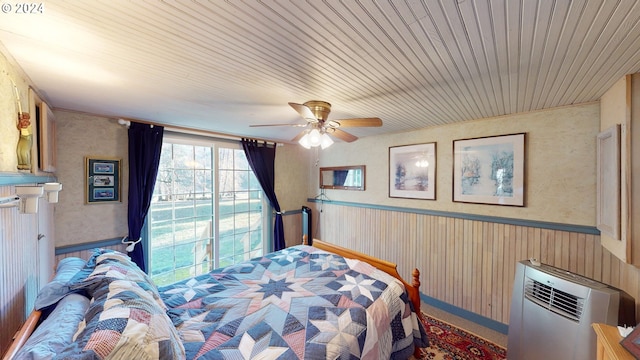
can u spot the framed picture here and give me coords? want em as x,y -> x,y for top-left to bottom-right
620,325 -> 640,359
85,157 -> 121,203
29,88 -> 57,174
389,142 -> 436,200
453,133 -> 525,206
596,125 -> 621,240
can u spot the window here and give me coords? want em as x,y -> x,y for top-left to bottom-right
147,134 -> 267,286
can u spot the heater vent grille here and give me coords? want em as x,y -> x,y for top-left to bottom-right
524,278 -> 585,322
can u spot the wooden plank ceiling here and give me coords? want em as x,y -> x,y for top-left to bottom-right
1,0 -> 640,143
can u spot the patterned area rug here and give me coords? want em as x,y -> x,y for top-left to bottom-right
419,312 -> 507,360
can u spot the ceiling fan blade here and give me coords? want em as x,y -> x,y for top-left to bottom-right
330,129 -> 358,142
332,117 -> 382,128
288,102 -> 318,123
291,131 -> 306,142
249,123 -> 307,127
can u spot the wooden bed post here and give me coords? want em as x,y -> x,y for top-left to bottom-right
411,268 -> 423,318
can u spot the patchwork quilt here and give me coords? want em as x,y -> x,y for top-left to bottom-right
159,245 -> 428,359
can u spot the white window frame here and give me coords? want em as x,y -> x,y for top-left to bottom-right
144,132 -> 270,280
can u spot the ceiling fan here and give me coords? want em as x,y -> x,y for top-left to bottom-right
251,100 -> 382,149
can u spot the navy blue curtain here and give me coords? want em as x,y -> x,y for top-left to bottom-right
241,139 -> 285,251
127,122 -> 164,271
333,170 -> 349,186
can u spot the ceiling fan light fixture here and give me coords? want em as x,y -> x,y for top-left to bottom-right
284,100 -> 382,148
308,128 -> 322,147
320,133 -> 334,149
298,129 -> 333,149
298,132 -> 312,149
303,100 -> 331,121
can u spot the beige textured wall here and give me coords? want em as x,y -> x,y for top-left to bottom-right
274,143 -> 312,213
53,111 -> 310,247
275,144 -> 313,246
312,102 -> 600,227
54,110 -> 129,247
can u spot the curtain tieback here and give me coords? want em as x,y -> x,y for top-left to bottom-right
121,236 -> 141,252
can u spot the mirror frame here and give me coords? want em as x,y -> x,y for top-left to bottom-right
319,165 -> 365,191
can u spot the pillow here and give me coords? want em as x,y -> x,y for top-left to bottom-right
82,249 -> 156,285
70,248 -> 166,310
15,293 -> 90,360
54,278 -> 185,360
34,257 -> 87,310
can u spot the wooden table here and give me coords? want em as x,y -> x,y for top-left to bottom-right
593,323 -> 636,360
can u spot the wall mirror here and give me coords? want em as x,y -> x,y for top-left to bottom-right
319,165 -> 365,190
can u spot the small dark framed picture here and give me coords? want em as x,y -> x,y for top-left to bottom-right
85,157 -> 121,204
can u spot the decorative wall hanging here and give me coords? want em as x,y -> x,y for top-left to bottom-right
389,142 -> 436,200
320,165 -> 365,191
29,88 -> 56,174
9,77 -> 31,171
85,157 -> 121,203
596,125 -> 621,240
453,133 -> 525,206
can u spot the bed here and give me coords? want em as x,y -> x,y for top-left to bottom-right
4,239 -> 427,359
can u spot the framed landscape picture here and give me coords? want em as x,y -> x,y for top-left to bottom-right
453,133 -> 525,206
389,142 -> 436,200
85,156 -> 121,203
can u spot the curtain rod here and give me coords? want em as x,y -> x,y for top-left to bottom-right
117,118 -> 282,146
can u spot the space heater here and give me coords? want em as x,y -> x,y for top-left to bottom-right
302,206 -> 312,245
507,260 -> 635,360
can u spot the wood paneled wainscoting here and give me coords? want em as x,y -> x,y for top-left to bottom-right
0,183 -> 55,354
308,200 -> 640,330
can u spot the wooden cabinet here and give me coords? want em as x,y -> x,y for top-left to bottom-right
599,74 -> 640,266
592,323 -> 635,360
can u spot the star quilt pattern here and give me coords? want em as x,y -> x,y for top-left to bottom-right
158,245 -> 427,359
